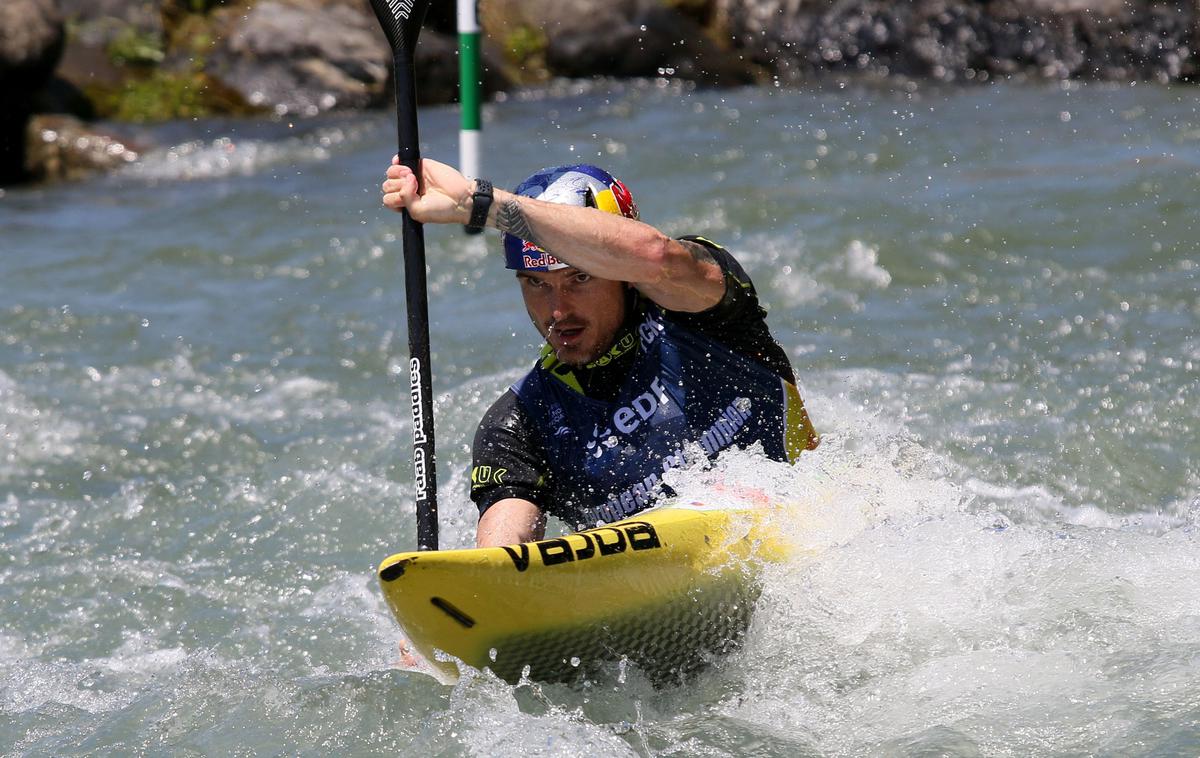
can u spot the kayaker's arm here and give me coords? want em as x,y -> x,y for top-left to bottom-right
489,191 -> 726,313
477,498 -> 546,547
381,158 -> 726,313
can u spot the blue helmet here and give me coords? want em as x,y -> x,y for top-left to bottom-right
503,164 -> 639,271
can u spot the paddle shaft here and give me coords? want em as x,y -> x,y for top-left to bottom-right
369,0 -> 439,552
395,55 -> 439,552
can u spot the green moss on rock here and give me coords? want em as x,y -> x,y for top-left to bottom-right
106,26 -> 165,67
88,67 -> 256,122
498,24 -> 550,83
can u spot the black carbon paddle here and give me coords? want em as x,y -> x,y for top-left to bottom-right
367,0 -> 438,551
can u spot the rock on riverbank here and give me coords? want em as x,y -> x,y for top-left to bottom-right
0,0 -> 65,184
716,0 -> 1197,84
481,0 -> 760,86
3,0 -> 1198,185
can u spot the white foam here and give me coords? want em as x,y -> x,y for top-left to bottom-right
837,239 -> 892,289
0,632 -> 34,663
771,265 -> 826,304
106,635 -> 188,676
265,376 -> 336,400
120,125 -> 363,182
1,633 -> 205,715
303,572 -> 401,674
95,354 -> 354,431
447,672 -> 640,756
761,237 -> 894,305
964,478 -> 1199,533
716,504 -> 1200,753
614,380 -> 1200,750
0,369 -> 87,476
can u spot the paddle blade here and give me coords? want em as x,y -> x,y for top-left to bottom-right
368,0 -> 433,54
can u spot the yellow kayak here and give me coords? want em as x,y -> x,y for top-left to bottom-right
377,499 -> 791,684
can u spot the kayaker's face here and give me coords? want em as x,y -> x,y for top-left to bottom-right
517,267 -> 627,367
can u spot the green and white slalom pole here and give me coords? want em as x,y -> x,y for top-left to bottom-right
458,0 -> 483,235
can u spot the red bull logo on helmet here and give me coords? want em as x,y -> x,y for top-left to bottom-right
517,240 -> 565,270
522,251 -> 564,269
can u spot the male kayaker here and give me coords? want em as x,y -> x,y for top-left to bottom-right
382,158 -> 818,547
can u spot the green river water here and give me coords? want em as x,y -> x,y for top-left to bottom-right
1,78 -> 1198,755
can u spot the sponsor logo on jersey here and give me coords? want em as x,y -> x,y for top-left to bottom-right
470,465 -> 508,489
590,397 -> 755,523
586,424 -> 619,458
637,312 -> 665,349
585,376 -> 672,460
586,331 -> 637,369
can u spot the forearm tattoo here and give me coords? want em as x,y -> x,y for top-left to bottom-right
495,198 -> 544,249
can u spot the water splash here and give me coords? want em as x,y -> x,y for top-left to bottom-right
120,125 -> 362,182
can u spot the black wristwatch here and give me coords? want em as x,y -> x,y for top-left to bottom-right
466,179 -> 494,232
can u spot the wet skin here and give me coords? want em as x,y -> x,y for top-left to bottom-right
517,267 -> 628,368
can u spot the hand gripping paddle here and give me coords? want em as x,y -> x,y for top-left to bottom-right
367,0 -> 439,551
